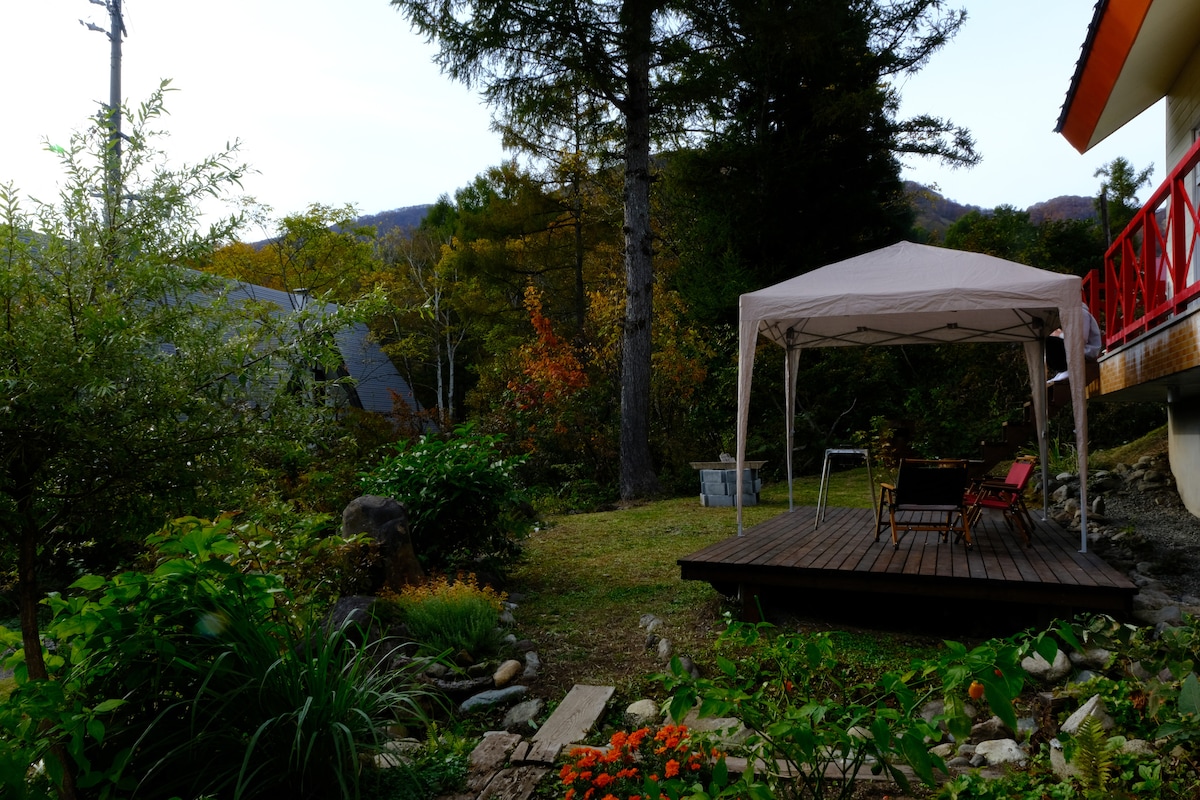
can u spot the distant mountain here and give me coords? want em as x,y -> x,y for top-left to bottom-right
1026,195 -> 1098,225
905,182 -> 1097,236
256,190 -> 1094,248
353,205 -> 433,238
248,204 -> 432,249
905,182 -> 983,234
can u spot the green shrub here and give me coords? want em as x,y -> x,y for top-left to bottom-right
386,574 -> 506,661
0,517 -> 437,800
360,423 -> 533,575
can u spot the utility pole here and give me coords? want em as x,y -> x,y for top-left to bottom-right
80,0 -> 126,229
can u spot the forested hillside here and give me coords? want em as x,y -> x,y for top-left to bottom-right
377,187 -> 1095,242
904,181 -> 1096,237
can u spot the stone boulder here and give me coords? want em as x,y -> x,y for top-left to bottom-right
1022,648 -> 1071,683
975,738 -> 1026,766
342,495 -> 424,591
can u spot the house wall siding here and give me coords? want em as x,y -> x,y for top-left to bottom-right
1166,47 -> 1200,165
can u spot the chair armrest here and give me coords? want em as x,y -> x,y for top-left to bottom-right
978,480 -> 1021,492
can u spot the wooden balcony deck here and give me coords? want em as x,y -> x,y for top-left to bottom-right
679,507 -> 1137,624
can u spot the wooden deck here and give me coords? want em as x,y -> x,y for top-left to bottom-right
679,507 -> 1137,623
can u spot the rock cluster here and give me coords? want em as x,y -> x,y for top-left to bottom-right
396,595 -> 545,732
1040,453 -> 1200,625
929,639 -> 1175,781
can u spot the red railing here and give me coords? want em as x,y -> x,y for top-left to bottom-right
1083,135 -> 1200,349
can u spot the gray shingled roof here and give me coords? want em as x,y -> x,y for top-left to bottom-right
216,278 -> 422,417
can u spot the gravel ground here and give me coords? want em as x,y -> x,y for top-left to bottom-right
1086,471 -> 1200,603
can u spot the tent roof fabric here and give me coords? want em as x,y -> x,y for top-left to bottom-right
743,242 -> 1071,348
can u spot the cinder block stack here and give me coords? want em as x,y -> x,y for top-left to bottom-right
698,468 -> 761,507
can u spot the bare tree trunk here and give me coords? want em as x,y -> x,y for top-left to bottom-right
445,325 -> 456,422
618,0 -> 660,500
15,489 -> 78,799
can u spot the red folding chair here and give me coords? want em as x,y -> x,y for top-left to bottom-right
964,456 -> 1037,546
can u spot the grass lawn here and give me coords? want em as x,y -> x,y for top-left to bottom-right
509,465 -> 937,706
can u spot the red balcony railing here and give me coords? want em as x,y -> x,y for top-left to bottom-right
1083,135 -> 1200,349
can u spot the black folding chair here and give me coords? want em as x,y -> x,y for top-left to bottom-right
875,458 -> 972,548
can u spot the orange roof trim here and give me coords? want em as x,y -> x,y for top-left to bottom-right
1058,0 -> 1154,153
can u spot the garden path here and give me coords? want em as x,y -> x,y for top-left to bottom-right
448,684 -> 613,800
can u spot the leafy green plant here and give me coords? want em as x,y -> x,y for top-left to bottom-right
660,617 -> 954,800
0,517 -> 437,800
219,511 -> 379,608
386,573 -> 506,661
360,423 -> 533,575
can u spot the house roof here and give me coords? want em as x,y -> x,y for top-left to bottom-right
224,280 -> 422,417
1057,0 -> 1200,153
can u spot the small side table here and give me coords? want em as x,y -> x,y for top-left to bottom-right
815,448 -> 875,529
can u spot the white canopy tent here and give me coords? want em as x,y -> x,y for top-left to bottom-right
734,241 -> 1091,551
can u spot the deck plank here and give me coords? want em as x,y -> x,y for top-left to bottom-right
678,507 -> 1137,616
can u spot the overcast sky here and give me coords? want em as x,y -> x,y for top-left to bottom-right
3,1 -> 1164,230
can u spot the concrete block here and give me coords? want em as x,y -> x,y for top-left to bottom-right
700,494 -> 759,507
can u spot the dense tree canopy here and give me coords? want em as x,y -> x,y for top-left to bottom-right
661,0 -> 978,323
388,0 -> 977,497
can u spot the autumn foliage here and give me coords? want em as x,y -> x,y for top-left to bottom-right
508,286 -> 588,421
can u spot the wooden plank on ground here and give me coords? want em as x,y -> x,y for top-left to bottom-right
476,766 -> 549,800
515,740 -> 563,765
531,685 -> 614,748
467,732 -> 524,793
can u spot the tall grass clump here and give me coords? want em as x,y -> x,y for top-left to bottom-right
389,574 -> 506,661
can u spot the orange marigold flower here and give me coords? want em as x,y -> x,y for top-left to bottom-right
610,731 -> 628,750
565,790 -> 574,800
593,773 -> 614,789
628,728 -> 649,749
665,759 -> 680,778
617,767 -> 639,780
561,768 -> 578,783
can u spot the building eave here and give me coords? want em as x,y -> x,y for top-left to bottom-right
1057,0 -> 1200,153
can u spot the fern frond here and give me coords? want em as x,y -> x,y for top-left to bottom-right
1073,713 -> 1114,794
